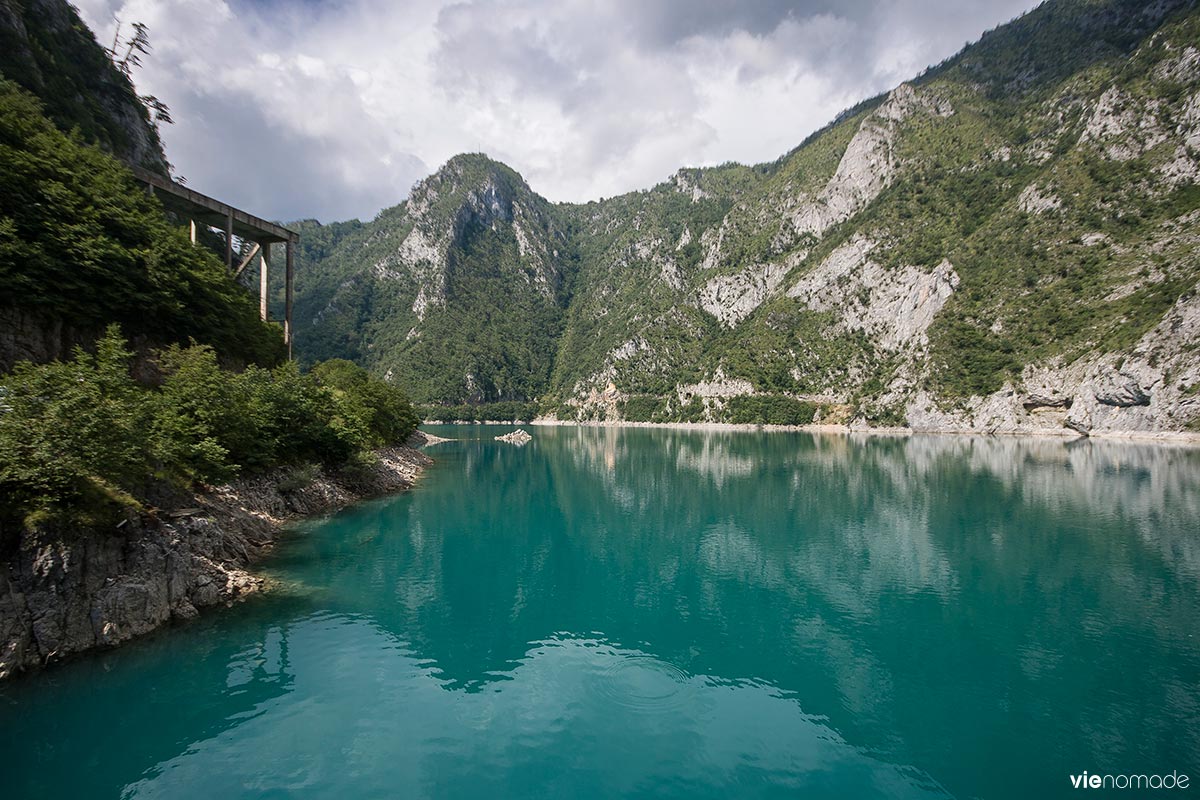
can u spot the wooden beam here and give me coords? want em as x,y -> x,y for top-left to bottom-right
234,242 -> 261,278
285,237 -> 295,359
260,243 -> 270,322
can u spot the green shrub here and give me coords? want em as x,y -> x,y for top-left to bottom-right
724,395 -> 817,426
0,328 -> 419,524
0,329 -> 153,518
620,395 -> 664,422
311,359 -> 419,445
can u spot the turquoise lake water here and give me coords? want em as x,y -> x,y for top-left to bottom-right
2,425 -> 1199,798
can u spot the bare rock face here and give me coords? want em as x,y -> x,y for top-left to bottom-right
698,262 -> 790,328
1094,373 -> 1152,407
789,84 -> 953,239
1079,86 -> 1167,161
788,237 -> 960,350
0,445 -> 433,679
0,306 -> 99,373
1017,183 -> 1063,215
0,513 -> 268,678
679,371 -> 755,400
1023,393 -> 1073,411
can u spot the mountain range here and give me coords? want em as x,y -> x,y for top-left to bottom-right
285,0 -> 1200,436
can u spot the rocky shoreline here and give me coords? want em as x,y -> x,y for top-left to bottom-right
0,434 -> 436,680
526,418 -> 1200,446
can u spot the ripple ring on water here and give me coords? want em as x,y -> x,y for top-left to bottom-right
594,654 -> 693,713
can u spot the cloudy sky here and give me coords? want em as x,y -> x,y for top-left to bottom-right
77,0 -> 1042,223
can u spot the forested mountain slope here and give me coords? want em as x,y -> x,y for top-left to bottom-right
294,0 -> 1200,436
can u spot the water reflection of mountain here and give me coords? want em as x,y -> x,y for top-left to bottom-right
2,427 -> 1196,799
281,427 -> 1199,798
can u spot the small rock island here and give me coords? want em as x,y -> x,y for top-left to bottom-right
496,430 -> 533,445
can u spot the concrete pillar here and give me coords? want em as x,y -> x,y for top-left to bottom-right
225,210 -> 234,270
260,242 -> 270,322
189,219 -> 197,245
285,237 -> 295,359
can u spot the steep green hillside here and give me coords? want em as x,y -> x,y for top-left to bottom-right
0,81 -> 285,367
294,0 -> 1200,436
0,0 -> 167,173
296,154 -> 578,404
0,0 -> 288,368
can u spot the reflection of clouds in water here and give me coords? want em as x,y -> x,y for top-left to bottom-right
788,506 -> 959,618
792,614 -> 895,721
394,520 -> 441,614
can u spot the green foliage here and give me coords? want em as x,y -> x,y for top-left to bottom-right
723,395 -> 818,426
619,396 -> 665,422
0,0 -> 165,170
0,80 -> 284,366
381,215 -> 567,404
676,397 -> 706,423
420,401 -> 538,422
0,327 -> 419,524
0,329 -> 153,520
311,359 -> 420,446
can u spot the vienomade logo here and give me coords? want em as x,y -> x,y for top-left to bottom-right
1069,771 -> 1190,790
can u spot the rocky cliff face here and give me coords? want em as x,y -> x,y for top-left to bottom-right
0,443 -> 432,679
0,0 -> 168,173
294,0 -> 1200,438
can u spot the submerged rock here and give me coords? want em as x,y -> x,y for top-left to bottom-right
496,430 -> 533,445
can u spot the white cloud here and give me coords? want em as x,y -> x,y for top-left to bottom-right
75,0 -> 1041,222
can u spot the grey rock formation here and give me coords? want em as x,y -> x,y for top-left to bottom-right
0,444 -> 432,679
1094,373 -> 1152,407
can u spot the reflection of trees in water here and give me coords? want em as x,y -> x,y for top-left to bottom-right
12,429 -> 1195,798
250,429 -> 1200,793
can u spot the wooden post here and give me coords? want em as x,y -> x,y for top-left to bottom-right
285,237 -> 295,359
225,210 -> 234,270
189,219 -> 197,245
259,242 -> 270,322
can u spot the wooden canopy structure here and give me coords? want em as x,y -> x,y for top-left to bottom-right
131,166 -> 299,357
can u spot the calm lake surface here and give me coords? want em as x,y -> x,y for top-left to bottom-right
2,425 -> 1199,799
